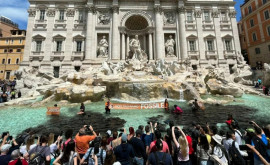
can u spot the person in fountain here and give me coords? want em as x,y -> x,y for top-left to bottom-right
164,99 -> 169,112
105,99 -> 111,114
77,103 -> 85,115
173,105 -> 183,114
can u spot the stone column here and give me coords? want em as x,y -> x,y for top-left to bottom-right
111,6 -> 120,60
143,35 -> 147,51
195,9 -> 206,60
85,5 -> 96,61
126,35 -> 130,58
230,10 -> 242,58
178,6 -> 188,60
64,9 -> 75,62
154,6 -> 165,60
21,9 -> 36,66
121,33 -> 125,60
148,33 -> 153,60
213,10 -> 224,60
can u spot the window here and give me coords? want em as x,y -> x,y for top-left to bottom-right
56,41 -> 62,52
204,11 -> 210,21
265,10 -> 270,20
4,49 -> 7,53
59,10 -> 65,21
19,39 -> 22,44
268,26 -> 270,36
263,0 -> 267,4
255,48 -> 260,54
16,49 -> 21,52
189,41 -> 196,51
5,39 -> 8,44
16,58 -> 19,64
11,39 -> 13,44
12,31 -> 16,35
250,19 -> 254,27
221,12 -> 227,21
36,41 -> 42,52
268,45 -> 270,51
78,10 -> 83,22
40,10 -> 45,20
7,59 -> 11,64
76,41 -> 82,52
0,71 -> 3,73
9,49 -> 13,53
18,31 -> 22,35
248,6 -> 252,14
225,40 -> 232,51
187,11 -> 193,21
207,40 -> 214,51
75,66 -> 81,72
252,33 -> 257,41
2,59 -> 5,64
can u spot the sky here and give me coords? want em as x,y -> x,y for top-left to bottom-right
0,0 -> 244,30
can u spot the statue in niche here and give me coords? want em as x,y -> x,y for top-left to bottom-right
164,12 -> 176,25
97,36 -> 109,57
98,13 -> 110,25
165,35 -> 176,57
128,35 -> 148,62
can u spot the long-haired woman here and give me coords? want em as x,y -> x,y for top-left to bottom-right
172,126 -> 190,165
53,140 -> 77,165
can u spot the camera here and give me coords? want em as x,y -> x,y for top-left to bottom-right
147,121 -> 150,124
119,128 -> 124,132
85,125 -> 90,131
249,121 -> 253,124
34,136 -> 39,140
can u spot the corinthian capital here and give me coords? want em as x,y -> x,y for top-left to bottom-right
111,6 -> 119,13
28,9 -> 36,17
177,6 -> 185,13
86,5 -> 97,14
46,9 -> 55,17
229,10 -> 237,18
154,6 -> 163,14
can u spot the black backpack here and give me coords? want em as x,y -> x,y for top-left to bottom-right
252,136 -> 270,161
154,152 -> 167,165
228,141 -> 246,165
29,146 -> 46,165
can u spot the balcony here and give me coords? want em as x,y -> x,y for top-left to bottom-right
224,50 -> 236,59
205,50 -> 218,59
74,20 -> 86,30
51,51 -> 65,61
54,20 -> 67,31
30,51 -> 44,61
71,51 -> 84,61
202,20 -> 214,31
185,20 -> 196,30
34,20 -> 47,30
188,51 -> 200,59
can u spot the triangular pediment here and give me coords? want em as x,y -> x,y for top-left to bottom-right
32,34 -> 45,39
73,34 -> 85,39
186,34 -> 197,39
204,34 -> 215,38
53,34 -> 66,39
222,34 -> 233,38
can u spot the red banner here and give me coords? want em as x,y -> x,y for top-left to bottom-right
46,107 -> 61,115
110,102 -> 165,110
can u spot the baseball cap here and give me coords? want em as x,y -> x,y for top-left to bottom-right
121,133 -> 127,142
106,130 -> 112,136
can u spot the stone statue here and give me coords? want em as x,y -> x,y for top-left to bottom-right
97,36 -> 109,57
165,35 -> 175,56
236,51 -> 246,65
129,35 -> 143,60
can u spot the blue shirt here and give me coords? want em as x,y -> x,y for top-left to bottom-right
252,134 -> 269,161
143,133 -> 154,147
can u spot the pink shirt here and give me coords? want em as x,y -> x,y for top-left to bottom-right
149,140 -> 169,153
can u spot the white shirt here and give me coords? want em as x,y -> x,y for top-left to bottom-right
20,144 -> 37,156
223,138 -> 248,157
234,130 -> 242,145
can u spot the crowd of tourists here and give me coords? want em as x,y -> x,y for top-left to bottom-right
0,79 -> 21,103
0,115 -> 270,165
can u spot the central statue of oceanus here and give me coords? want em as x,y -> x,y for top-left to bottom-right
127,35 -> 148,61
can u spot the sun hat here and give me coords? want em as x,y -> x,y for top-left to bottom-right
212,134 -> 223,145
